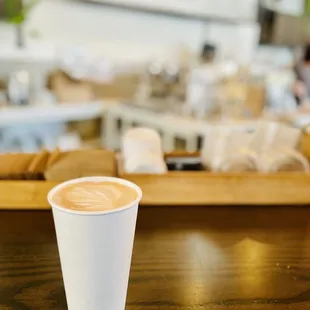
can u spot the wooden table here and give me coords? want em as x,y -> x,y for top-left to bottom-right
1,206 -> 310,309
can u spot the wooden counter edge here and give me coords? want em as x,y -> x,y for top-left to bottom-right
0,181 -> 58,210
1,173 -> 310,210
117,154 -> 310,206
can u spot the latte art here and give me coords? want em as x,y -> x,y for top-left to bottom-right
51,181 -> 138,212
66,185 -> 123,210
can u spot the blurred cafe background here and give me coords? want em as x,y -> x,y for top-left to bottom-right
1,0 -> 310,176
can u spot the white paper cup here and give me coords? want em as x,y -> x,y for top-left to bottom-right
124,153 -> 167,174
48,177 -> 142,310
123,140 -> 162,158
122,127 -> 163,158
123,127 -> 161,142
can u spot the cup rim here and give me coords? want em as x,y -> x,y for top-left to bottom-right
47,176 -> 142,216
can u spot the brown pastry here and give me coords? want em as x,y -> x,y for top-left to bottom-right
45,149 -> 116,181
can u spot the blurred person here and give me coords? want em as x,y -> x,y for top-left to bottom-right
293,41 -> 310,105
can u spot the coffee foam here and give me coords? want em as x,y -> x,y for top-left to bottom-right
51,181 -> 138,212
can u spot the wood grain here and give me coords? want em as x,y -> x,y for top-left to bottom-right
1,173 -> 310,209
1,206 -> 310,309
120,172 -> 310,205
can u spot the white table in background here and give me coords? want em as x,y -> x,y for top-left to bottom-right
103,103 -> 258,152
0,101 -> 104,127
0,101 -> 107,152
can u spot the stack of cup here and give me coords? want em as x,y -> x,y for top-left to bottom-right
122,128 -> 167,174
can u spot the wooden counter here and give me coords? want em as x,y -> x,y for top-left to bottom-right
1,206 -> 310,309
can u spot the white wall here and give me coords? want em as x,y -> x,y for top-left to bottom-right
90,0 -> 258,21
0,0 -> 259,63
23,0 -> 204,61
205,23 -> 261,64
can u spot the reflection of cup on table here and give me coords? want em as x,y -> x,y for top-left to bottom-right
48,177 -> 142,310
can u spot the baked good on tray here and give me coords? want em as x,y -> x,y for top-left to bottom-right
44,149 -> 115,181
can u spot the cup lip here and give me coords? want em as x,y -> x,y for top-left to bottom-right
47,176 -> 142,216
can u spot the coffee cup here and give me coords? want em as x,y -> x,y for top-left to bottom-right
48,177 -> 142,310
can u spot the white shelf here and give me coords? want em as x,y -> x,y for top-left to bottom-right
0,101 -> 106,127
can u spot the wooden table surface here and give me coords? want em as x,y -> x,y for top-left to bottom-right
1,206 -> 310,309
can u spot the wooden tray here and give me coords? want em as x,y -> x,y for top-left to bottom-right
1,152 -> 310,210
0,149 -> 117,210
117,153 -> 310,206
